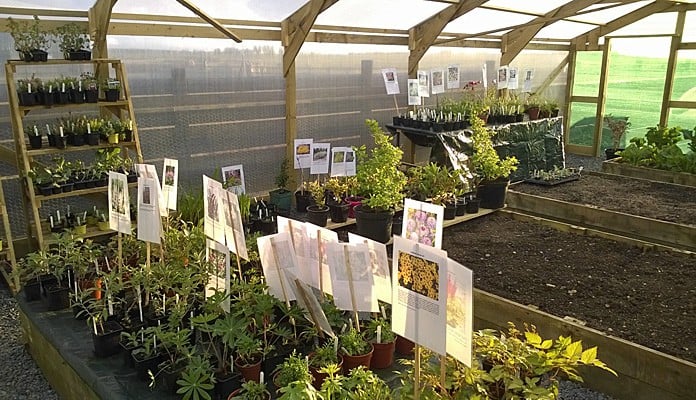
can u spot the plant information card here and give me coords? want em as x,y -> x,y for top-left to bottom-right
445,259 -> 474,367
310,142 -> 331,175
402,199 -> 445,249
381,68 -> 400,95
221,164 -> 245,195
392,235 -> 448,355
330,147 -> 356,177
348,233 -> 392,304
447,64 -> 460,90
326,242 -> 378,313
161,158 -> 178,211
277,216 -> 311,283
431,69 -> 445,94
305,224 -> 339,296
286,270 -> 335,338
203,175 -> 225,244
258,232 -> 299,304
294,139 -> 313,169
137,176 -> 161,244
417,70 -> 430,97
508,66 -> 519,90
408,79 -> 421,106
108,171 -> 131,234
222,191 -> 248,261
136,164 -> 167,217
206,238 -> 230,313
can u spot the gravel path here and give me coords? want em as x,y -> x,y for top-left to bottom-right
0,284 -> 59,400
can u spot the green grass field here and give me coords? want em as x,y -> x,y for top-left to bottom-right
569,52 -> 696,149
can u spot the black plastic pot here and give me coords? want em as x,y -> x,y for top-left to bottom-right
71,133 -> 85,146
328,201 -> 349,223
86,133 -> 100,145
133,351 -> 163,381
306,205 -> 330,227
92,320 -> 124,358
477,178 -> 510,209
295,191 -> 313,213
455,198 -> 466,216
354,205 -> 394,244
84,89 -> 98,103
18,91 -> 36,106
39,90 -> 54,106
605,148 -> 624,160
465,198 -> 480,214
54,91 -> 69,104
28,135 -> 43,149
44,285 -> 70,311
54,136 -> 68,149
104,89 -> 120,102
120,342 -> 140,368
443,202 -> 457,220
24,280 -> 42,302
70,89 -> 84,104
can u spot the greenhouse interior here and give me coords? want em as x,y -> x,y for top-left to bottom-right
0,0 -> 694,399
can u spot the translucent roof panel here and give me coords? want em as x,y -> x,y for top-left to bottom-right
5,0 -> 93,10
483,0 -> 574,15
315,0 -> 448,30
683,10 -> 696,42
536,20 -> 597,40
444,8 -> 534,36
609,12 -> 677,36
113,0 -> 307,21
570,1 -> 652,25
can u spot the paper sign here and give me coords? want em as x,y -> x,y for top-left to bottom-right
381,68 -> 400,95
223,191 -> 248,261
447,64 -> 460,90
330,147 -> 356,177
523,69 -> 534,93
305,224 -> 339,295
277,217 -> 310,282
310,142 -> 331,175
392,235 -> 448,355
206,239 -> 230,313
431,69 -> 445,94
108,171 -> 131,234
402,199 -> 445,249
258,232 -> 299,303
482,64 -> 488,89
446,259 -> 474,367
408,79 -> 421,106
326,242 -> 377,313
137,177 -> 161,244
294,139 -> 313,169
136,164 -> 167,217
286,270 -> 334,338
497,66 -> 509,90
203,175 -> 225,244
221,164 -> 245,195
507,67 -> 519,90
348,233 -> 391,304
161,158 -> 178,211
417,70 -> 430,98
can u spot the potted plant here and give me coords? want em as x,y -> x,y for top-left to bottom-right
102,79 -> 121,102
81,72 -> 99,103
272,350 -> 311,393
524,93 -> 543,120
269,158 -> 292,213
7,15 -> 50,62
305,179 -> 329,227
603,114 -> 631,160
176,354 -> 216,400
28,166 -> 57,196
363,318 -> 395,370
53,22 -> 91,60
354,119 -> 407,243
338,327 -> 373,374
233,332 -> 264,383
470,115 -> 518,209
308,341 -> 342,389
16,77 -> 39,106
228,380 -> 270,400
25,124 -> 42,149
324,177 -> 350,223
132,327 -> 163,381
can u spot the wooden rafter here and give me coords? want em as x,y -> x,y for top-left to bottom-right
574,0 -> 674,50
408,0 -> 487,76
174,0 -> 241,42
281,0 -> 339,77
500,0 -> 599,66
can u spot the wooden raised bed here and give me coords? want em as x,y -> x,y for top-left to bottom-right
506,179 -> 696,252
602,158 -> 696,187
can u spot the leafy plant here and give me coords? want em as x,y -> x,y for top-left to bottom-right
309,341 -> 339,369
53,23 -> 90,56
603,114 -> 630,150
306,179 -> 325,208
339,327 -> 370,356
275,157 -> 291,190
229,380 -> 270,400
470,115 -> 518,183
7,15 -> 50,54
278,380 -> 320,400
324,177 -> 348,204
364,318 -> 395,344
354,119 -> 406,211
176,354 -> 215,400
273,350 -> 312,390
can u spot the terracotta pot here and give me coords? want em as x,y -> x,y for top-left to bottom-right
395,335 -> 415,355
370,340 -> 396,369
227,388 -> 270,400
341,343 -> 374,374
309,353 -> 343,389
235,357 -> 262,383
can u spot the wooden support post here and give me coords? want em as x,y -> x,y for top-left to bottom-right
592,38 -> 611,157
564,45 -> 578,149
659,11 -> 686,126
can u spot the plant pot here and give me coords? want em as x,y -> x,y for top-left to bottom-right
345,196 -> 363,219
134,351 -> 163,382
104,89 -> 120,102
235,357 -> 262,383
120,342 -> 139,368
25,49 -> 48,62
60,182 -> 74,193
392,214 -> 403,236
44,284 -> 70,311
39,90 -> 54,106
107,133 -> 119,144
69,89 -> 84,104
295,191 -> 313,213
526,107 -> 540,120
74,224 -> 87,235
123,130 -> 133,142
28,135 -> 43,149
354,205 -> 394,244
465,198 -> 480,214
443,202 -> 457,220
306,205 -> 330,227
24,280 -> 42,302
67,49 -> 91,60
477,178 -> 510,209
159,366 -> 184,394
341,343 -> 373,374
370,340 -> 396,369
71,133 -> 85,146
54,136 -> 68,149
18,91 -> 36,106
215,372 -> 242,400
98,221 -> 111,231
84,89 -> 98,103
455,198 -> 466,216
269,188 -> 292,212
308,354 -> 343,389
605,148 -> 624,160
92,320 -> 123,358
227,388 -> 270,400
37,185 -> 53,196
328,201 -> 349,223
395,335 -> 415,356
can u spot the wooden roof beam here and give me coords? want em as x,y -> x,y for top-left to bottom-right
408,0 -> 487,77
574,0 -> 674,50
174,0 -> 241,42
281,0 -> 338,77
500,0 -> 600,66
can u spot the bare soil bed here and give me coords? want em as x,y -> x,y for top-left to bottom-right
511,173 -> 696,225
441,212 -> 696,363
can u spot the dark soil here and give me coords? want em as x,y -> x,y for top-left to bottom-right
442,212 -> 696,363
511,173 -> 696,225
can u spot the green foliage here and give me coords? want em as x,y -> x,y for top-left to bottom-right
619,125 -> 696,173
317,365 -> 391,400
7,15 -> 50,53
273,350 -> 312,389
278,380 -> 320,400
339,327 -> 370,356
177,188 -> 204,224
355,119 -> 406,211
309,341 -> 339,369
603,114 -> 630,150
645,125 -> 683,149
176,355 -> 215,400
53,22 -> 90,55
324,177 -> 348,203
229,380 -> 270,400
275,158 -> 291,189
684,128 -> 696,153
307,179 -> 325,208
364,318 -> 396,344
469,116 -> 518,183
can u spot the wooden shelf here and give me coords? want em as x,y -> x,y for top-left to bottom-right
20,100 -> 129,115
26,141 -> 136,157
42,225 -> 119,244
35,181 -> 137,201
7,58 -> 122,66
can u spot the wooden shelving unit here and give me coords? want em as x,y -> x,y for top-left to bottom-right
5,59 -> 143,250
0,177 -> 18,292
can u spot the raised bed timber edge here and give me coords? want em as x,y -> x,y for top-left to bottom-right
505,180 -> 696,253
602,158 -> 696,187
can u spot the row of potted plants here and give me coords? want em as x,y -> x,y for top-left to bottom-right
44,206 -> 110,234
8,16 -> 91,61
25,115 -> 133,150
28,148 -> 136,195
16,72 -> 121,107
614,124 -> 696,174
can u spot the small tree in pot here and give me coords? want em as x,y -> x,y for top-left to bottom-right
306,179 -> 329,227
269,158 -> 292,213
603,114 -> 631,160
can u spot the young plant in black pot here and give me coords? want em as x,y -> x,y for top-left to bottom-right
53,22 -> 91,60
603,114 -> 631,160
324,177 -> 349,223
354,119 -> 407,243
305,179 -> 329,227
16,76 -> 40,106
176,354 -> 216,400
269,157 -> 292,213
25,124 -> 43,149
7,15 -> 50,61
